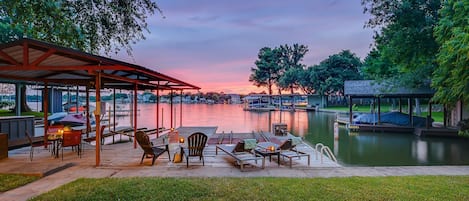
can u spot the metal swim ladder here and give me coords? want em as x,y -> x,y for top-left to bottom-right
315,143 -> 337,163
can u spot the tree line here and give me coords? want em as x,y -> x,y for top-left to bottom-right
250,0 -> 468,107
1,0 -> 467,109
249,45 -> 362,96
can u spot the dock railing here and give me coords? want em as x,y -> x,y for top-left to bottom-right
315,143 -> 337,163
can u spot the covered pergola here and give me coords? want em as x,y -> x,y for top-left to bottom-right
0,38 -> 200,166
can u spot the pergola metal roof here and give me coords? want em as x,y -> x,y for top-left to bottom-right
0,38 -> 200,91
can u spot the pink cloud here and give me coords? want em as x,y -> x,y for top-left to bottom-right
115,0 -> 373,94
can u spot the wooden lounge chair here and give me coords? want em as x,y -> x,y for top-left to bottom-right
135,131 -> 170,166
181,132 -> 208,168
278,137 -> 310,168
215,139 -> 265,171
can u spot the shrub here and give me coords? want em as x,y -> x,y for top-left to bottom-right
352,104 -> 359,111
0,101 -> 14,109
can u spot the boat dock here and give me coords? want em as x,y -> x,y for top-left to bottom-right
1,126 -> 339,178
415,127 -> 459,137
336,116 -> 461,137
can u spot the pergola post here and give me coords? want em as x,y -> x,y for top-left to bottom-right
43,83 -> 48,148
443,105 -> 447,128
67,86 -> 71,110
75,86 -> 79,113
156,83 -> 160,137
399,98 -> 402,113
427,101 -> 432,128
86,86 -> 90,138
95,72 -> 101,167
113,88 -> 116,131
377,96 -> 381,124
408,98 -> 413,127
15,83 -> 21,116
349,96 -> 353,124
429,101 -> 432,117
133,84 -> 138,149
180,90 -> 183,127
170,89 -> 173,129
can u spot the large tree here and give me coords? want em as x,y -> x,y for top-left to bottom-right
432,0 -> 469,106
277,44 -> 308,94
278,67 -> 302,94
249,47 -> 282,96
297,65 -> 319,95
362,48 -> 397,80
307,50 -> 362,96
0,0 -> 160,112
361,0 -> 441,88
0,0 -> 161,55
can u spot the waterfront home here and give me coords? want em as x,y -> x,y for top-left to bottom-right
227,94 -> 242,104
243,94 -> 275,111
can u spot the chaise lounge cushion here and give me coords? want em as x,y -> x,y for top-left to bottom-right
243,139 -> 257,150
291,136 -> 303,146
216,142 -> 265,171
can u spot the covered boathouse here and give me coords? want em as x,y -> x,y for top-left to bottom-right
343,80 -> 459,137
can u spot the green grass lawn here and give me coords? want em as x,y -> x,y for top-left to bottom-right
0,174 -> 39,192
0,110 -> 45,118
30,176 -> 469,201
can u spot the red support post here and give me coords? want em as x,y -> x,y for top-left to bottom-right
156,83 -> 160,137
134,84 -> 138,148
95,72 -> 101,166
86,86 -> 90,138
170,90 -> 173,129
43,83 -> 48,148
180,90 -> 183,127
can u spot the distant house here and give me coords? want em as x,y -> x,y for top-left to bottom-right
142,93 -> 152,103
227,94 -> 242,104
198,97 -> 207,103
159,96 -> 170,103
182,95 -> 192,103
172,96 -> 181,103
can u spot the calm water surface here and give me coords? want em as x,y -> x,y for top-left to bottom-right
110,103 -> 469,166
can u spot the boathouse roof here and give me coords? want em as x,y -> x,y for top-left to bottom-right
344,80 -> 434,98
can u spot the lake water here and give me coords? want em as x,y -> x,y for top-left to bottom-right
38,102 -> 469,166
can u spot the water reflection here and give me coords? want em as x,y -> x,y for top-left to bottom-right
108,103 -> 469,166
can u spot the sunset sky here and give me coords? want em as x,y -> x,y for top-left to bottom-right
115,0 -> 374,95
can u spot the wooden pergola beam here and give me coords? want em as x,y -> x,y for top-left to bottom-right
0,65 -> 133,71
0,50 -> 19,65
30,49 -> 56,66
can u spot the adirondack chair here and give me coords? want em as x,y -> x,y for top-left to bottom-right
135,131 -> 170,166
181,132 -> 208,168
